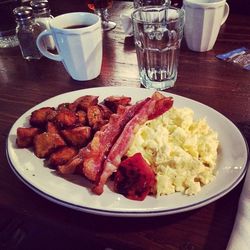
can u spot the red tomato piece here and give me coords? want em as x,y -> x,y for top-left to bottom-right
114,153 -> 156,201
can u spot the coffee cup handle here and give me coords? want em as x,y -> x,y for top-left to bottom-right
221,3 -> 230,25
36,30 -> 62,61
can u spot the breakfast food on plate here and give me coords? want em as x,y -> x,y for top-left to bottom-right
114,153 -> 156,201
127,107 -> 219,196
15,92 -> 219,201
92,92 -> 173,195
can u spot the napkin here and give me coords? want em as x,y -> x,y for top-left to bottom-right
120,8 -> 180,37
226,162 -> 250,250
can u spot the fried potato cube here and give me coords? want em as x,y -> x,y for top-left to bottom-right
33,132 -> 66,158
57,102 -> 77,111
93,120 -> 109,131
73,95 -> 99,111
48,146 -> 78,168
98,104 -> 113,120
57,153 -> 84,175
76,110 -> 87,126
104,96 -> 131,113
16,127 -> 40,148
54,109 -> 77,128
46,121 -> 59,133
30,107 -> 56,127
87,105 -> 104,127
61,126 -> 92,147
57,103 -> 70,111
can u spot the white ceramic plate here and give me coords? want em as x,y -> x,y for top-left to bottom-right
6,87 -> 249,217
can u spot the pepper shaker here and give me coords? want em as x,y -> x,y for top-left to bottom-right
13,6 -> 43,60
30,0 -> 55,50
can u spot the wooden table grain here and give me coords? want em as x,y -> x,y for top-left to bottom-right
0,1 -> 250,249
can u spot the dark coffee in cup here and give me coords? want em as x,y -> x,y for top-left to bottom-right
64,24 -> 90,29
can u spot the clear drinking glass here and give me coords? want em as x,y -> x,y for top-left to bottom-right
87,0 -> 116,31
132,6 -> 185,90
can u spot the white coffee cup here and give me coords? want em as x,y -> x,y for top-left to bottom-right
183,0 -> 230,52
36,12 -> 102,81
120,9 -> 134,37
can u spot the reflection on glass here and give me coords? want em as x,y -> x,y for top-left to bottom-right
133,0 -> 171,8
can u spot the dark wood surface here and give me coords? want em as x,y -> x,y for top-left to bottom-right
1,1 -> 250,249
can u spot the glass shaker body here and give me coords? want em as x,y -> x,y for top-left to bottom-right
14,6 -> 43,60
30,1 -> 55,50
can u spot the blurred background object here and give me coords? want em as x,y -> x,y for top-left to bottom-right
0,0 -> 20,48
227,0 -> 250,15
87,0 -> 116,31
117,0 -> 250,15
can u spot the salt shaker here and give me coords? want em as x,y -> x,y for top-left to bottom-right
30,0 -> 55,50
13,6 -> 42,60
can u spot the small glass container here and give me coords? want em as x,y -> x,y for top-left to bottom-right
30,0 -> 55,49
13,6 -> 43,60
30,1 -> 50,18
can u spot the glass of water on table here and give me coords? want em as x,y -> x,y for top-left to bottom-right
131,6 -> 185,90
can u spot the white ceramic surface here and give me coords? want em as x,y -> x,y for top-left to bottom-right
36,12 -> 102,81
120,9 -> 134,37
7,87 -> 249,217
183,0 -> 230,52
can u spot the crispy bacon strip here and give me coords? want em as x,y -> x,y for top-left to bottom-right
93,95 -> 173,195
82,98 -> 150,181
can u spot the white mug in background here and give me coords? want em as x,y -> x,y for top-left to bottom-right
36,12 -> 102,81
183,0 -> 230,52
120,8 -> 134,37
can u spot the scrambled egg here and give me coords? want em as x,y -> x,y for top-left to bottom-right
126,107 -> 219,196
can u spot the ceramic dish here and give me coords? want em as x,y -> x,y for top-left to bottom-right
6,87 -> 249,217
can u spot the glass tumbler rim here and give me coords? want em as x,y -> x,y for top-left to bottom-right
131,5 -> 185,25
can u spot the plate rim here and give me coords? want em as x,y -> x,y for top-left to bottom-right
6,86 -> 250,217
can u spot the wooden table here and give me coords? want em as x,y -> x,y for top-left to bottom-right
1,1 -> 250,249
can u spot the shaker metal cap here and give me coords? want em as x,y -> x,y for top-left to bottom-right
30,1 -> 50,13
13,6 -> 34,21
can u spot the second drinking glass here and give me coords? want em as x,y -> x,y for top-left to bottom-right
132,6 -> 185,90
